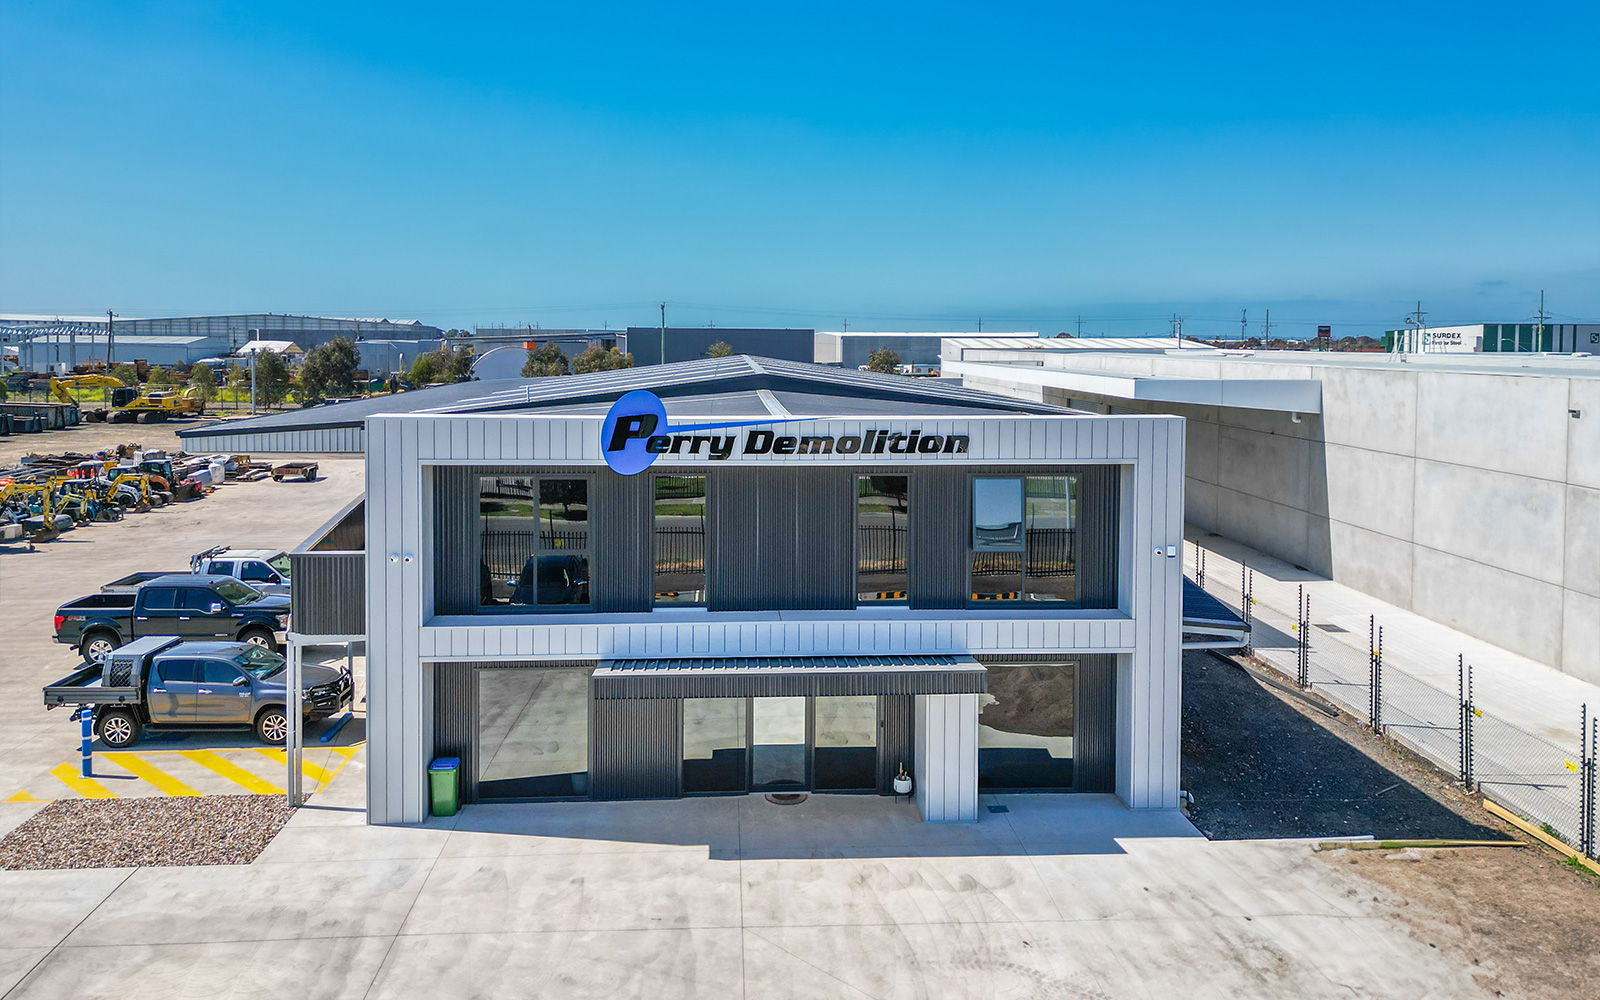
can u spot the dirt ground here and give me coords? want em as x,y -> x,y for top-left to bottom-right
1184,649 -> 1600,998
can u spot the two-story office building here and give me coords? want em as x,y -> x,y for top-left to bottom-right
181,357 -> 1231,825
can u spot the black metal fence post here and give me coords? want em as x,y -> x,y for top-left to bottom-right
1457,660 -> 1475,791
1296,585 -> 1310,689
1196,544 -> 1206,589
1241,564 -> 1254,657
1369,617 -> 1383,733
1583,706 -> 1597,860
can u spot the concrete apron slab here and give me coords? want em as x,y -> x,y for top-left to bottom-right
1,792 -> 1501,999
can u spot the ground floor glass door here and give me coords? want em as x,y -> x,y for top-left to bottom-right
814,696 -> 878,791
749,697 -> 809,790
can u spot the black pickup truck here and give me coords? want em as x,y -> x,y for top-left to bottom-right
54,574 -> 290,662
43,635 -> 352,747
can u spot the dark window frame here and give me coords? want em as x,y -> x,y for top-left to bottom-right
652,473 -> 708,608
966,474 -> 1081,608
855,473 -> 912,605
476,473 -> 594,614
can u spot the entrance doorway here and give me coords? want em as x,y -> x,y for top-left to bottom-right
750,697 -> 808,790
683,696 -> 882,795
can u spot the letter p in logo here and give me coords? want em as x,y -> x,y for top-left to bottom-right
601,390 -> 669,475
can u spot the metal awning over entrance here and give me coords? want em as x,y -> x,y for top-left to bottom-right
1182,577 -> 1250,650
593,655 -> 988,699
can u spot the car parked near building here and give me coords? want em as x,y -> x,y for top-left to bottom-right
190,546 -> 293,591
43,635 -> 353,747
54,574 -> 290,662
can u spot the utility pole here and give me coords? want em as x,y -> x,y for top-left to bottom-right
659,302 -> 666,366
1534,290 -> 1550,352
1262,309 -> 1272,344
1404,301 -> 1427,353
1075,315 -> 1084,337
1240,309 -> 1247,344
106,311 -> 116,368
250,328 -> 259,414
977,317 -> 983,333
842,319 -> 848,333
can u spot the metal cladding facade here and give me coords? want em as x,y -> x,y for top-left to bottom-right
356,406 -> 1185,825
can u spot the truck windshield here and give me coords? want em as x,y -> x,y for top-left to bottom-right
234,646 -> 286,679
212,580 -> 265,605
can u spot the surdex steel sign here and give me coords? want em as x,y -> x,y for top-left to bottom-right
601,389 -> 969,475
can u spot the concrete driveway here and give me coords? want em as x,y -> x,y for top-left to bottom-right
0,764 -> 1492,1000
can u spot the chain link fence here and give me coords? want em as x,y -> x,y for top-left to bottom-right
1192,543 -> 1599,860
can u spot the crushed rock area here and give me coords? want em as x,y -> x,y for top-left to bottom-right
0,795 -> 291,869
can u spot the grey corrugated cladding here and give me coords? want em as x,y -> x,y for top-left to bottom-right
589,699 -> 683,800
432,664 -> 480,803
877,695 -> 915,794
1074,654 -> 1116,791
592,655 -> 988,699
288,553 -> 365,635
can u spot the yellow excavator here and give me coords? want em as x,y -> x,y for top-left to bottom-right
79,383 -> 208,423
48,374 -> 125,406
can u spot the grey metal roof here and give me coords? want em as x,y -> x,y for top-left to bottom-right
177,355 -> 1072,444
1182,577 -> 1249,650
593,654 -> 987,699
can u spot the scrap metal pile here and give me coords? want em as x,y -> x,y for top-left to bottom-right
0,444 -> 279,543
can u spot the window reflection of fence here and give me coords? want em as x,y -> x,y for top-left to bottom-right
969,529 -> 1076,577
857,525 -> 907,572
655,527 -> 704,573
481,529 -> 588,576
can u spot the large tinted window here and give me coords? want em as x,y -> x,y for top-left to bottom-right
1024,476 -> 1077,602
478,666 -> 592,798
682,698 -> 746,793
654,476 -> 706,606
814,696 -> 877,791
479,476 -> 591,608
978,662 -> 1075,790
857,476 -> 909,602
970,475 -> 1078,604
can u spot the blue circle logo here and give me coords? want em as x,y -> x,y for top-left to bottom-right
601,390 -> 668,475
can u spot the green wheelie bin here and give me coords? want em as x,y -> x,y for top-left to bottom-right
429,757 -> 460,817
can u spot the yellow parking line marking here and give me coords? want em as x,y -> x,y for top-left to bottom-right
254,749 -> 337,786
101,752 -> 202,797
49,763 -> 118,799
178,750 -> 283,795
4,790 -> 46,803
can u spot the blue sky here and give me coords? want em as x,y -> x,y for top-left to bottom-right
2,1 -> 1596,338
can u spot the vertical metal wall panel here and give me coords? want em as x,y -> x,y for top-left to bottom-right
1078,466 -> 1120,610
709,468 -> 762,610
593,470 -> 654,612
877,695 -> 914,794
794,469 -> 856,610
432,466 -> 479,615
913,693 -> 979,821
757,470 -> 800,607
909,467 -> 969,609
1074,654 -> 1116,792
288,553 -> 366,635
590,698 -> 683,800
432,664 -> 480,803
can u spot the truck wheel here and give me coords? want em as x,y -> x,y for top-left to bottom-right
96,708 -> 141,749
255,707 -> 289,745
80,631 -> 118,663
239,627 -> 277,652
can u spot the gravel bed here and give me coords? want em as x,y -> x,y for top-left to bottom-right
0,795 -> 292,870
